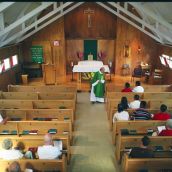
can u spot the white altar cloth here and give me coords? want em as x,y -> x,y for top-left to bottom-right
73,60 -> 110,73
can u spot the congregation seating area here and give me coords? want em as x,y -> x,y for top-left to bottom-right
0,84 -> 77,172
105,83 -> 172,171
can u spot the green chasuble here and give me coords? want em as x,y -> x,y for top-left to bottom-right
91,71 -> 105,98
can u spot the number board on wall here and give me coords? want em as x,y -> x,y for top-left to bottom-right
31,45 -> 43,63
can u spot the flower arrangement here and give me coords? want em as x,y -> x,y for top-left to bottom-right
97,51 -> 106,61
77,51 -> 84,61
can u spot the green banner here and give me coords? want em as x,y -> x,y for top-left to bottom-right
31,45 -> 43,63
84,40 -> 97,60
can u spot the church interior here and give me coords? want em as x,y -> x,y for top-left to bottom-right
0,1 -> 172,172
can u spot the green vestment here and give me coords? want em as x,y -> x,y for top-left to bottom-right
91,71 -> 105,98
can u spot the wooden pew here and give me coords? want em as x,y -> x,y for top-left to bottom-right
109,108 -> 172,130
106,84 -> 171,93
0,100 -> 75,112
116,133 -> 172,162
0,109 -> 74,125
0,92 -> 76,101
112,120 -> 166,144
0,156 -> 67,172
0,92 -> 38,100
0,100 -> 33,109
150,100 -> 172,109
121,154 -> 172,172
0,121 -> 72,142
8,85 -> 77,93
0,135 -> 70,162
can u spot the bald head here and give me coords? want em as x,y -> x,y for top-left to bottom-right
44,133 -> 53,145
100,67 -> 105,73
8,161 -> 21,172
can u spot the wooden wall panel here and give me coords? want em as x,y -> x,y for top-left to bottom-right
0,45 -> 21,91
98,40 -> 115,71
64,2 -> 117,39
21,18 -> 66,77
115,18 -> 158,75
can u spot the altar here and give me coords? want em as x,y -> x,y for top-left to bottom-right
73,60 -> 110,90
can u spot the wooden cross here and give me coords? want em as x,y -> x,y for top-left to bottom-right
84,8 -> 94,28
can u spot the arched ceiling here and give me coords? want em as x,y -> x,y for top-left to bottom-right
0,2 -> 172,47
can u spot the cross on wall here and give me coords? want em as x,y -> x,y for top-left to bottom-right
84,8 -> 94,28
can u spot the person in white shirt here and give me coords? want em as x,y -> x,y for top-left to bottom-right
37,133 -> 62,159
132,81 -> 144,93
0,138 -> 23,160
129,94 -> 141,109
113,104 -> 129,122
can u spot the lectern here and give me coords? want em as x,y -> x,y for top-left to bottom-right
42,64 -> 56,85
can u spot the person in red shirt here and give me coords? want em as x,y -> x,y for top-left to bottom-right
159,119 -> 172,136
121,82 -> 132,92
153,104 -> 171,120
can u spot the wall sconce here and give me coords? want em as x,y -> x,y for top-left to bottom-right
138,46 -> 141,54
124,45 -> 130,58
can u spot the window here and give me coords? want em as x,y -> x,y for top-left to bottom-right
0,61 -> 4,74
160,54 -> 172,69
11,55 -> 18,66
4,58 -> 11,71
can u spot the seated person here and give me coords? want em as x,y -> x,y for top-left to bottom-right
132,81 -> 144,93
113,104 -> 129,122
8,161 -> 21,172
129,94 -> 141,109
129,136 -> 154,158
8,161 -> 33,172
120,96 -> 129,110
158,119 -> 172,136
152,104 -> 171,120
37,133 -> 62,159
121,82 -> 132,92
0,139 -> 23,160
0,111 -> 9,124
132,101 -> 151,120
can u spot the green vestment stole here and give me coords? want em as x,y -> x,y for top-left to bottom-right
91,71 -> 105,98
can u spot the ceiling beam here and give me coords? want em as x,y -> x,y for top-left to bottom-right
96,2 -> 162,43
108,2 -> 172,43
0,2 -> 74,47
129,2 -> 172,32
17,2 -> 84,44
0,13 -> 4,31
0,2 -> 54,37
0,3 -> 32,42
0,2 -> 15,13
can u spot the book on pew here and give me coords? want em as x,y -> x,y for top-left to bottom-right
33,117 -> 45,121
64,117 -> 70,121
29,130 -> 38,135
22,130 -> 30,135
154,146 -> 164,151
48,129 -> 57,134
51,118 -> 58,121
0,130 -> 10,134
59,106 -> 67,109
63,131 -> 68,135
147,129 -> 154,136
10,117 -> 22,121
121,129 -> 129,135
11,130 -> 17,135
53,139 -> 63,151
129,130 -> 137,135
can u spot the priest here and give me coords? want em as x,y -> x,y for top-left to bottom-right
90,67 -> 105,103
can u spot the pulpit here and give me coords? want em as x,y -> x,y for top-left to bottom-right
42,64 -> 56,85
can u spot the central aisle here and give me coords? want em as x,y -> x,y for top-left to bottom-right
68,92 -> 118,172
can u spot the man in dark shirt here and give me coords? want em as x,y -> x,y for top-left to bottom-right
132,101 -> 151,120
129,136 -> 154,158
